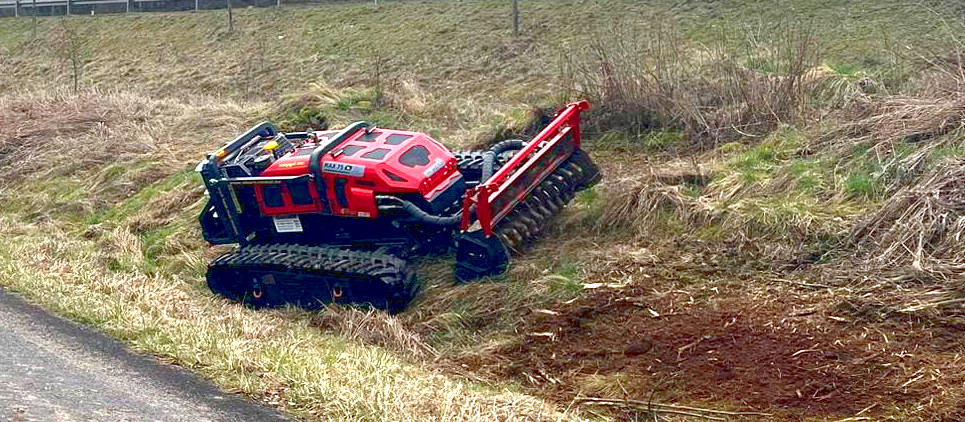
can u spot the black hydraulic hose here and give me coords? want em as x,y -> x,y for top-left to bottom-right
481,139 -> 526,182
376,196 -> 470,227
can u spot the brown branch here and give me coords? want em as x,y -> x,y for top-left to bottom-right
575,396 -> 772,417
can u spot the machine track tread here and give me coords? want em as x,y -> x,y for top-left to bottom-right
207,244 -> 418,313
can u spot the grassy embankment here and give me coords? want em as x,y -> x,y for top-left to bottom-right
2,1 -> 965,420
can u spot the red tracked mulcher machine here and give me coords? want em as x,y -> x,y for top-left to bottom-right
197,101 -> 600,312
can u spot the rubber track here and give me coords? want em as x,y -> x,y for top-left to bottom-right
494,149 -> 600,250
453,150 -> 507,180
207,244 -> 417,313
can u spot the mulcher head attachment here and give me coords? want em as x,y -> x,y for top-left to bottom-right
454,147 -> 600,281
452,101 -> 600,282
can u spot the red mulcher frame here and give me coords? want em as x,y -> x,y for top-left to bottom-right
460,101 -> 590,236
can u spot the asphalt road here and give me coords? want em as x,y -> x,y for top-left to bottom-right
0,288 -> 291,422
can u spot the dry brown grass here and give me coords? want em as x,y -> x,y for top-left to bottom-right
310,306 -> 438,359
851,162 -> 965,274
0,89 -> 261,214
835,65 -> 965,278
592,180 -> 702,236
813,57 -> 965,185
833,90 -> 965,151
567,19 -> 821,146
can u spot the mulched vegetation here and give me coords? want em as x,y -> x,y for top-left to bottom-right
447,272 -> 965,420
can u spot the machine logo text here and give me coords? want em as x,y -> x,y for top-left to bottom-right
323,162 -> 366,177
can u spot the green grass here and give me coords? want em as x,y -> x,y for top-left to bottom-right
843,171 -> 882,198
827,61 -> 859,77
573,186 -> 606,226
788,158 -> 824,192
277,104 -> 329,130
138,224 -> 177,273
729,126 -> 805,184
546,260 -> 585,299
89,166 -> 197,225
929,142 -> 965,164
835,141 -> 920,200
642,130 -> 685,151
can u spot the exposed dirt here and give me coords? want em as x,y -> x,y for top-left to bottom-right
447,277 -> 965,421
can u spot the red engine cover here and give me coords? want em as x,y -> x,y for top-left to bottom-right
254,128 -> 461,218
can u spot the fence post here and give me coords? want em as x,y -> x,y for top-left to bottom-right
126,0 -> 131,13
14,0 -> 19,17
276,0 -> 280,9
512,0 -> 519,38
195,0 -> 199,12
66,0 -> 70,16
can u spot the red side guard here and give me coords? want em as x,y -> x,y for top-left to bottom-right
461,101 -> 590,236
453,101 -> 591,281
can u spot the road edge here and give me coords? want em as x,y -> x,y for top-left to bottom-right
0,287 -> 292,422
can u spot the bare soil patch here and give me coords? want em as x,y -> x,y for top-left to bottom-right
444,271 -> 965,420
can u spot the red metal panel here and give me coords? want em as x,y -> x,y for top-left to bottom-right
251,127 -> 458,219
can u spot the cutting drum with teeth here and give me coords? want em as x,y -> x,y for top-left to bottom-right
196,101 -> 600,313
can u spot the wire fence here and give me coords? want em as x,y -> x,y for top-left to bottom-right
0,0 -> 371,18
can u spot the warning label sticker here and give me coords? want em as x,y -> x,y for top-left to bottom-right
273,216 -> 304,233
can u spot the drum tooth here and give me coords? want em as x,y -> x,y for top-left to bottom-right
497,233 -> 513,249
537,198 -> 556,217
566,162 -> 584,177
535,192 -> 556,219
518,212 -> 538,228
509,228 -> 524,246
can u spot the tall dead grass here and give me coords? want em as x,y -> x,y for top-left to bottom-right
0,89 -> 256,172
592,179 -> 703,236
832,56 -> 965,148
566,18 -> 821,146
0,89 -> 262,218
843,58 -> 965,273
851,161 -> 965,277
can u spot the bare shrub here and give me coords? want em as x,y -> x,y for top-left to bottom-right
566,18 -> 820,147
49,22 -> 91,93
